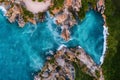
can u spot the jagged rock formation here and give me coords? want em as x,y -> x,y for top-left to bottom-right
54,0 -> 81,41
35,47 -> 104,80
0,0 -> 49,27
0,0 -> 107,80
96,0 -> 105,14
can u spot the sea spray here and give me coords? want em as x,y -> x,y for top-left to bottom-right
29,52 -> 44,71
46,11 -> 65,45
57,44 -> 67,51
22,23 -> 38,37
100,25 -> 109,65
69,10 -> 105,64
0,6 -> 6,16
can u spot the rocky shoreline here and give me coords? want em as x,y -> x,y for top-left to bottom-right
0,0 -> 107,80
34,0 -> 107,80
0,0 -> 107,41
35,46 -> 104,80
0,0 -> 49,27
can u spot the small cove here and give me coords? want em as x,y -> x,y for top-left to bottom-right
0,9 -> 105,80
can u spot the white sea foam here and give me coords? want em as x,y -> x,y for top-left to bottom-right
100,25 -> 109,65
46,50 -> 54,55
53,17 -> 57,24
0,6 -> 7,16
57,44 -> 66,51
29,53 -> 44,71
78,46 -> 82,48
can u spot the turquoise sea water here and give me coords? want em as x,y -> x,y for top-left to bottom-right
68,10 -> 104,64
0,9 -> 104,80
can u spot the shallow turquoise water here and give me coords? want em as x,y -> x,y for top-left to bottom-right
0,10 -> 104,80
0,11 -> 64,80
68,10 -> 104,64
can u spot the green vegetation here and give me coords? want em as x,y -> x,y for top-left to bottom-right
0,0 -> 5,2
21,6 -> 34,22
49,0 -> 64,11
51,0 -> 64,9
0,0 -> 10,3
38,0 -> 44,2
22,7 -> 34,18
95,70 -> 100,78
72,62 -> 94,80
32,0 -> 43,2
49,0 -> 64,15
102,0 -> 120,80
38,12 -> 45,19
78,0 -> 96,19
48,57 -> 55,64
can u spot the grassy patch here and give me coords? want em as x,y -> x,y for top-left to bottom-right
48,57 -> 55,64
21,6 -> 34,22
102,0 -> 120,80
72,62 -> 94,80
78,0 -> 96,19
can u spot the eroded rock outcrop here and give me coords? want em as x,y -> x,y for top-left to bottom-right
96,0 -> 105,14
35,47 -> 104,80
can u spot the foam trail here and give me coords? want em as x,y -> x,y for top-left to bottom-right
29,53 -> 44,71
22,23 -> 38,37
0,6 -> 7,16
46,11 -> 53,19
57,44 -> 67,51
100,25 -> 109,65
45,50 -> 54,55
46,12 -> 65,45
78,46 -> 82,48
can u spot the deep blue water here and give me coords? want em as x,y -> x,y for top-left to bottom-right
0,10 -> 104,80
